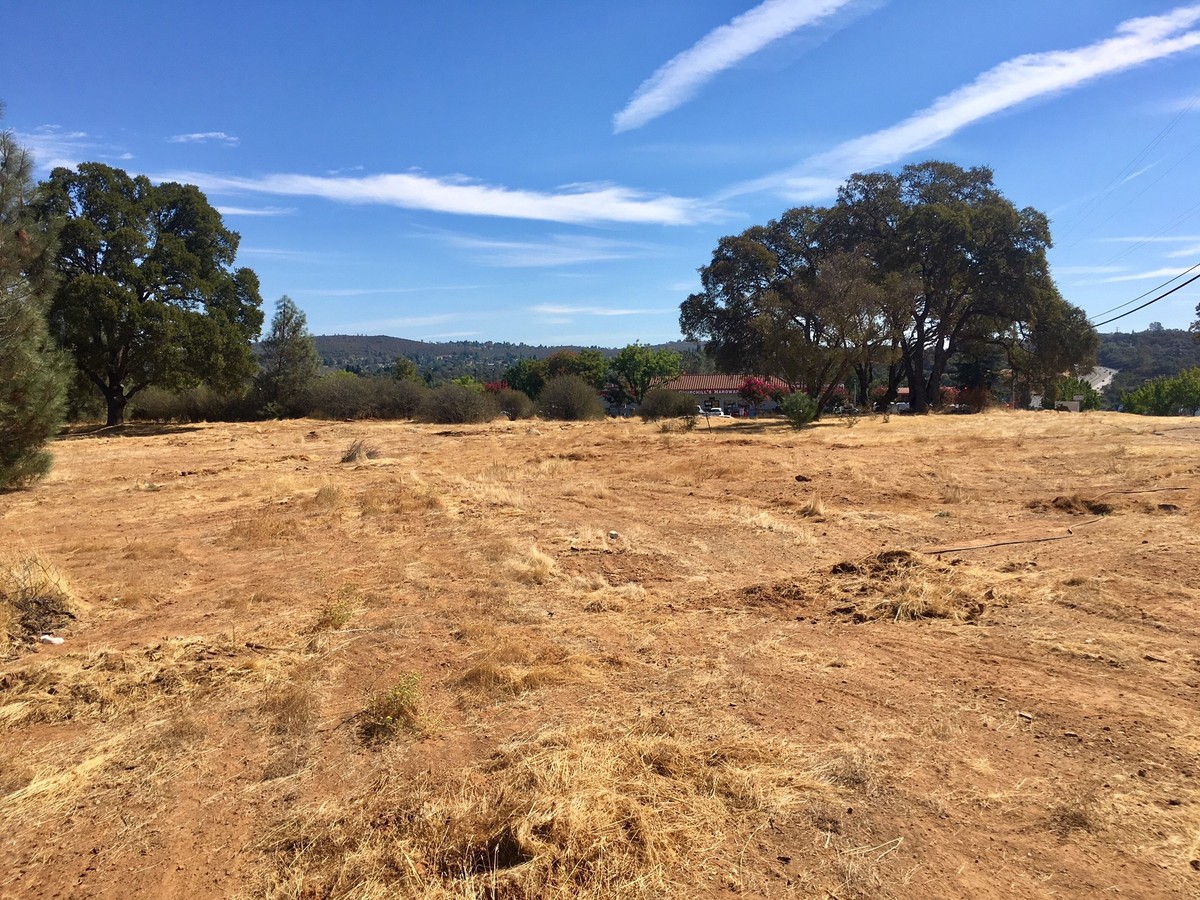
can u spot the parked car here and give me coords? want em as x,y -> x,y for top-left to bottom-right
696,405 -> 727,417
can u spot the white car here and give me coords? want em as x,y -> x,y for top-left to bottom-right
696,405 -> 727,417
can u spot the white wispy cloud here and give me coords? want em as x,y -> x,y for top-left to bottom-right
341,313 -> 472,332
528,303 -> 660,317
216,205 -> 295,217
14,126 -> 94,170
1100,234 -> 1200,242
730,4 -> 1200,201
614,0 -> 861,133
167,131 -> 240,146
238,246 -> 332,261
1100,266 -> 1195,282
1097,234 -> 1200,258
302,285 -> 481,296
442,233 -> 656,267
422,330 -> 485,339
1163,243 -> 1200,257
1158,90 -> 1200,113
1053,264 -> 1128,275
154,169 -> 713,226
1118,162 -> 1161,186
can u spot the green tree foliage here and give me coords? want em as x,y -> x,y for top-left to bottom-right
0,129 -> 67,488
685,163 -> 1094,415
392,356 -> 422,383
544,348 -> 609,389
833,162 -> 1089,412
1002,293 -> 1098,408
1046,376 -> 1101,410
780,392 -> 818,429
258,296 -> 320,415
1122,367 -> 1200,416
1099,328 -> 1200,405
504,357 -> 547,399
608,343 -> 682,404
682,207 -> 904,415
537,375 -> 605,421
36,163 -> 263,426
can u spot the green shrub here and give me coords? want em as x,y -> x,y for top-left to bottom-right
416,384 -> 498,424
299,372 -> 371,419
537,375 -> 605,421
638,388 -> 696,421
130,384 -> 257,422
299,374 -> 429,420
495,387 -> 535,420
359,673 -> 422,742
372,379 -> 429,418
781,391 -> 819,429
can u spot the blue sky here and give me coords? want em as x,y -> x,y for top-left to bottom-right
6,1 -> 1200,344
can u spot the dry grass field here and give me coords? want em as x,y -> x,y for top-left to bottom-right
1,411 -> 1198,899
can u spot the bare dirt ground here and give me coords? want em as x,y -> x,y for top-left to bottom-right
1,411 -> 1197,899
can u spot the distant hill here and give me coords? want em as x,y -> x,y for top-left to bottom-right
307,328 -> 1200,398
309,335 -> 699,380
1098,327 -> 1200,400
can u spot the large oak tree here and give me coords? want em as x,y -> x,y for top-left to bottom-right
682,162 -> 1095,413
37,163 -> 263,426
681,207 -> 904,413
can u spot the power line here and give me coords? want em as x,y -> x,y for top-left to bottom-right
1090,269 -> 1200,328
1057,91 -> 1200,245
1089,260 -> 1200,319
1085,197 -> 1200,270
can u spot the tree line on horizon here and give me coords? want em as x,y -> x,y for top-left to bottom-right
5,118 -> 1200,490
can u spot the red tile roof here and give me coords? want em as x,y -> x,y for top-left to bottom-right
656,374 -> 791,394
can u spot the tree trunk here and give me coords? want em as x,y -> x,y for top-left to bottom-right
904,351 -> 929,413
853,362 -> 872,407
104,387 -> 127,427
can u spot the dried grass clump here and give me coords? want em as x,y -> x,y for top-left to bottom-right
341,439 -> 381,463
504,546 -> 557,585
1028,494 -> 1113,515
226,508 -> 302,546
1048,784 -> 1105,835
0,555 -> 81,650
458,641 -> 590,698
362,475 -> 446,518
359,673 -> 422,743
825,550 -> 991,622
310,596 -> 356,632
736,550 -> 1008,623
309,482 -> 342,510
582,582 -> 645,613
818,746 -> 885,796
0,636 -> 265,729
261,722 -> 823,899
800,494 -> 827,520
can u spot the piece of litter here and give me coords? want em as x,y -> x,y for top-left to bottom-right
1018,711 -> 1034,722
608,530 -> 619,540
39,635 -> 65,645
